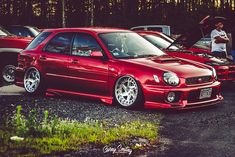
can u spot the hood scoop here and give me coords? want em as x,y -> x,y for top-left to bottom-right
151,56 -> 181,63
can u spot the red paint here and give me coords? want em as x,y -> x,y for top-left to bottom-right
16,28 -> 222,109
0,36 -> 32,49
137,31 -> 235,82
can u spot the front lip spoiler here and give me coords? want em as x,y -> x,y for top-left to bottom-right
144,94 -> 223,110
171,95 -> 223,110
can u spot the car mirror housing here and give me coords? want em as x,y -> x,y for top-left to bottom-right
90,51 -> 103,58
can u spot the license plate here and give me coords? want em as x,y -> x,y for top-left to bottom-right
199,88 -> 212,99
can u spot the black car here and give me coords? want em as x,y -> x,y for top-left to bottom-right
3,25 -> 40,38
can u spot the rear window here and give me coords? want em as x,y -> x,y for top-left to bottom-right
26,32 -> 52,50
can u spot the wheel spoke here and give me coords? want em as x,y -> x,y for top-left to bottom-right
115,76 -> 138,107
24,69 -> 40,93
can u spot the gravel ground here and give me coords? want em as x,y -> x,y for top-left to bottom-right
0,83 -> 235,157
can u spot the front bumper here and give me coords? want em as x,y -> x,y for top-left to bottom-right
215,65 -> 235,81
143,81 -> 223,109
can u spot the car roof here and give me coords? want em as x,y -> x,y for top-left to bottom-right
131,25 -> 170,29
5,25 -> 32,28
43,27 -> 132,34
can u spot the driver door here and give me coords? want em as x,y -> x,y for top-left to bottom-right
67,32 -> 109,96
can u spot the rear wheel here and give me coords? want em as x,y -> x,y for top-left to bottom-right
114,76 -> 144,109
24,67 -> 45,95
1,64 -> 16,84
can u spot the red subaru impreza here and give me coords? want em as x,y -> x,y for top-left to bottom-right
15,28 -> 222,109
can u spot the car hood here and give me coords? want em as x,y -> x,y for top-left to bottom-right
0,35 -> 33,42
121,55 -> 212,78
168,16 -> 227,49
167,49 -> 222,62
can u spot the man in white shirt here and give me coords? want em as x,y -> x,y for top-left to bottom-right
211,21 -> 229,58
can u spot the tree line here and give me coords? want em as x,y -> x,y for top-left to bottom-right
0,0 -> 234,33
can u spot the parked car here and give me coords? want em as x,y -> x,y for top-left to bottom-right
3,25 -> 40,38
196,35 -> 211,48
0,26 -> 32,83
137,30 -> 235,81
15,28 -> 222,109
131,25 -> 171,36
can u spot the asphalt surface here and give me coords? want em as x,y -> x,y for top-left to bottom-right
0,83 -> 235,157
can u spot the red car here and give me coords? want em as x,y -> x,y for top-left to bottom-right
15,28 -> 222,109
0,26 -> 32,83
137,31 -> 235,82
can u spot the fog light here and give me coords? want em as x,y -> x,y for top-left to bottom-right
167,92 -> 176,103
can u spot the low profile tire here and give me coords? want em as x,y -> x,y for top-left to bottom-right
1,64 -> 16,84
24,67 -> 45,95
114,76 -> 144,109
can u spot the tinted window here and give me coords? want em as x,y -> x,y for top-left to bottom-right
26,32 -> 52,50
44,32 -> 74,55
147,27 -> 163,32
7,27 -> 32,37
72,33 -> 102,56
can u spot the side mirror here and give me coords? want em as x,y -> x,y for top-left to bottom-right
90,51 -> 103,58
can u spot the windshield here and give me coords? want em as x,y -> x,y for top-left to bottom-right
144,35 -> 179,50
99,32 -> 165,59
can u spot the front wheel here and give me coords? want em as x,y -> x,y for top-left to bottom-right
114,76 -> 144,109
24,67 -> 45,95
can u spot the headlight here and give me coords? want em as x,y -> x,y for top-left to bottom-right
163,72 -> 180,86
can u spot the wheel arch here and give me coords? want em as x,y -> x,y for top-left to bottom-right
0,48 -> 22,66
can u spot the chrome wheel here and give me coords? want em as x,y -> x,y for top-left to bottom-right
115,76 -> 138,107
24,68 -> 40,93
2,65 -> 16,83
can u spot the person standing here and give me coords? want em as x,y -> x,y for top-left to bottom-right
211,21 -> 229,58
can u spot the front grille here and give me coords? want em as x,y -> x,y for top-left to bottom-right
188,88 -> 218,103
185,76 -> 212,85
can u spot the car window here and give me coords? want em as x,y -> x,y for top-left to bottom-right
7,27 -> 32,37
72,33 -> 102,57
147,27 -> 163,32
44,32 -> 74,55
26,32 -> 52,50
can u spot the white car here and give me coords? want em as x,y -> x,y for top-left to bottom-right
131,25 -> 171,36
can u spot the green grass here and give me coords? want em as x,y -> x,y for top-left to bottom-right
0,105 -> 159,156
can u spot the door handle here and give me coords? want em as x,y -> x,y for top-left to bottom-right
71,59 -> 79,64
39,56 -> 47,61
